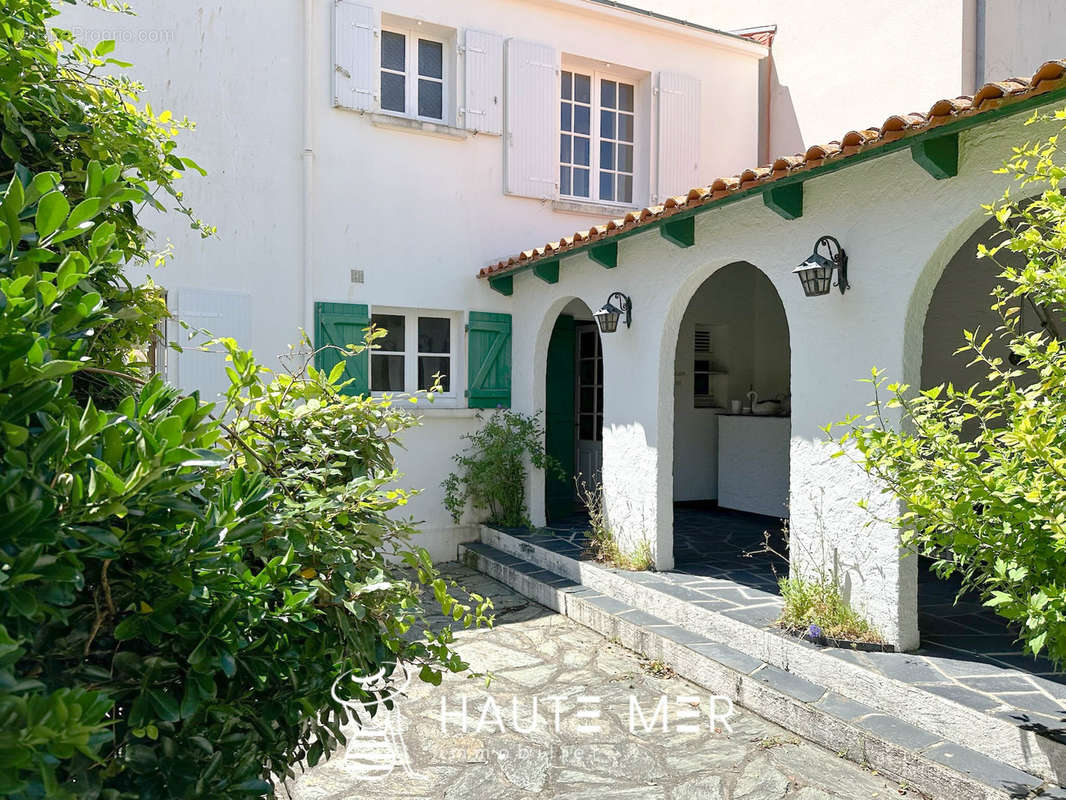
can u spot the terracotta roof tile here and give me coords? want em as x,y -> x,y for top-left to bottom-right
479,59 -> 1066,280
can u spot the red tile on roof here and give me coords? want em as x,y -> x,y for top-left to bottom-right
479,59 -> 1066,280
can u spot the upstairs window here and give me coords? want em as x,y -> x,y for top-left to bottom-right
379,28 -> 446,121
560,70 -> 635,205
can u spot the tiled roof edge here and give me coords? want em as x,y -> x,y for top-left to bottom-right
479,58 -> 1066,281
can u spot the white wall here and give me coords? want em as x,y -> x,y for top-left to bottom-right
982,1 -> 1066,86
506,102 -> 1064,648
637,0 -> 974,158
54,0 -> 763,557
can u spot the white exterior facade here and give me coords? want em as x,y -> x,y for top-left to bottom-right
57,2 -> 1066,647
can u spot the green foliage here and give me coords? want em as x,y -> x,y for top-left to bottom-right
576,478 -> 652,570
442,409 -> 560,528
777,577 -> 883,644
829,108 -> 1066,663
0,4 -> 491,797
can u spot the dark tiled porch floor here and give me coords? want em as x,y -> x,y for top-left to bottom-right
522,506 -> 1066,734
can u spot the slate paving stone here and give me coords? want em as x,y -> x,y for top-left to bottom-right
688,641 -> 763,675
854,713 -> 942,750
922,742 -> 1043,794
860,652 -> 946,684
292,564 -> 903,800
813,691 -> 876,722
751,665 -> 826,704
995,691 -> 1066,717
920,682 -> 1003,712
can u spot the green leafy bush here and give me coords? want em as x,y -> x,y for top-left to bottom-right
1,4 -> 490,797
442,409 -> 560,528
829,109 -> 1066,662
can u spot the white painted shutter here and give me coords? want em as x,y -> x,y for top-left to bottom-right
656,72 -> 701,201
333,1 -> 375,112
171,289 -> 252,404
505,38 -> 558,199
463,29 -> 504,135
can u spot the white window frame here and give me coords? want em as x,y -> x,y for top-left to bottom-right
560,66 -> 636,207
369,308 -> 461,405
378,25 -> 449,123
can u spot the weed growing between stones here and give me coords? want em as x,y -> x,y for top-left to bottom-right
577,478 -> 653,570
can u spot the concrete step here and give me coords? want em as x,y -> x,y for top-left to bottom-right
464,525 -> 1066,793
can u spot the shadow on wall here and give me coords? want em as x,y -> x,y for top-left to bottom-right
765,57 -> 804,162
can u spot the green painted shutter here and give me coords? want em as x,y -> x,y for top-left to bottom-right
314,302 -> 370,395
467,311 -> 511,408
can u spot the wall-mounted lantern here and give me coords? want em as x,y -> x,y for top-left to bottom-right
594,291 -> 632,333
793,235 -> 849,297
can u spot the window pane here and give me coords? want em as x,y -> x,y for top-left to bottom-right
618,112 -> 634,143
617,174 -> 633,204
574,105 -> 590,135
371,354 -> 404,391
579,414 -> 594,441
617,143 -> 633,172
601,79 -> 616,109
561,71 -> 572,100
573,135 -> 589,166
560,102 -> 572,132
418,356 -> 450,392
418,316 -> 450,353
600,109 -> 615,140
573,167 -> 589,197
381,71 -> 405,112
381,31 -> 405,71
599,171 -> 614,202
372,313 -> 404,352
418,39 -> 442,79
595,414 -> 603,441
417,78 -> 443,119
560,165 -> 571,196
694,374 -> 710,396
574,73 -> 591,103
580,387 -> 595,413
560,133 -> 572,163
579,360 -> 595,384
600,140 -> 614,170
580,330 -> 596,358
618,82 -> 634,112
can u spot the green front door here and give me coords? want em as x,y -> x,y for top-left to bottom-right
545,315 -> 576,521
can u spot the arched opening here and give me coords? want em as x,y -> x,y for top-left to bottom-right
544,299 -> 603,525
916,217 -> 1064,669
670,262 -> 790,586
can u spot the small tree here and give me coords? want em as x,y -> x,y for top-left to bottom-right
829,110 -> 1066,663
442,409 -> 560,528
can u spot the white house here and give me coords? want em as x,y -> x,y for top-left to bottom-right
58,1 -> 1066,649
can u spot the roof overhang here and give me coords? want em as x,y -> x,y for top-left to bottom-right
480,59 -> 1066,287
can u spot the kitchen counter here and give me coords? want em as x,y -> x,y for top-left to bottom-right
717,415 -> 790,517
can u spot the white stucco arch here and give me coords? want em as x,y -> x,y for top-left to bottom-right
528,294 -> 598,527
653,258 -> 793,558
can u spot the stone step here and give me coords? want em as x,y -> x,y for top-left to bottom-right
469,525 -> 1066,789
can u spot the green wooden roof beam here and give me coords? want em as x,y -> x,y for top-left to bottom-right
588,241 -> 618,268
533,259 -> 560,283
911,132 -> 959,179
763,182 -> 803,220
481,86 -> 1066,283
661,216 -> 695,248
488,274 -> 513,296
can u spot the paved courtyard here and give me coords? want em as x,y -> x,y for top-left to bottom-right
518,507 -> 1066,736
288,564 -> 904,800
